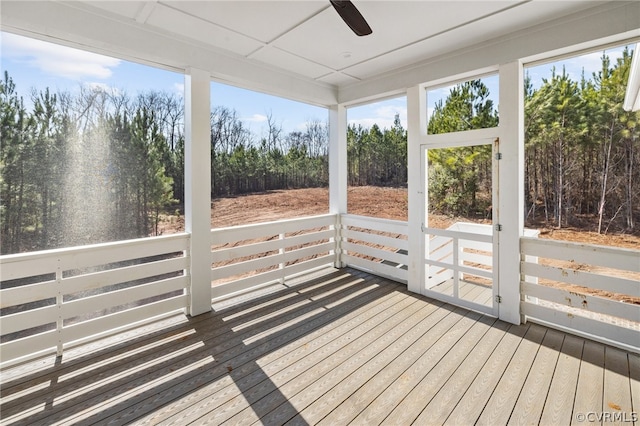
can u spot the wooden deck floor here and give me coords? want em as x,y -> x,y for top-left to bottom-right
430,279 -> 494,308
1,267 -> 638,425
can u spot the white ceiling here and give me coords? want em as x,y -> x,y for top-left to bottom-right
2,1 -> 639,105
83,0 -> 610,85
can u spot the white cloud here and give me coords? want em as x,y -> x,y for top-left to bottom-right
526,46 -> 629,88
173,82 -> 185,95
244,113 -> 268,123
348,100 -> 407,130
83,82 -> 113,92
375,104 -> 407,122
349,117 -> 381,129
564,49 -> 626,80
427,85 -> 457,110
1,32 -> 120,80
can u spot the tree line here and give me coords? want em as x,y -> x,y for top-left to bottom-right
425,49 -> 639,234
211,106 -> 410,192
0,72 -> 330,254
0,73 -> 183,253
1,48 -> 637,254
347,115 -> 407,187
0,64 -> 412,255
210,107 -> 328,196
524,50 -> 638,233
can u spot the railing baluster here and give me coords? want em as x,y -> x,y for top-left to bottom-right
279,232 -> 285,284
452,237 -> 459,299
56,259 -> 63,357
334,215 -> 343,268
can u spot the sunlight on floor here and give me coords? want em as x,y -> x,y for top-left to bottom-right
242,308 -> 327,346
56,354 -> 215,424
54,342 -> 208,406
0,380 -> 51,405
58,329 -> 197,382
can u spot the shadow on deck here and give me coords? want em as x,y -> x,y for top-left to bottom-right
1,267 -> 638,425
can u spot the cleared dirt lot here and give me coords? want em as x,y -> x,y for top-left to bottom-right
160,185 -> 639,249
207,186 -> 409,228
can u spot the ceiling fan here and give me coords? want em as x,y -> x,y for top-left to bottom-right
330,0 -> 372,36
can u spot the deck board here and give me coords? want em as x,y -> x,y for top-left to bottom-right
223,294 -> 422,425
413,318 -> 511,425
603,347 -> 634,422
443,322 -> 530,425
287,299 -> 446,424
432,279 -> 493,307
630,354 -> 640,423
351,309 -> 479,425
1,267 -> 637,426
474,323 -> 547,425
539,334 -> 584,425
312,302 -> 453,426
508,327 -> 565,424
571,340 -> 605,425
382,313 -> 495,425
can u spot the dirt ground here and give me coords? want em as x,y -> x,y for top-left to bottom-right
159,186 -> 407,230
159,186 -> 640,249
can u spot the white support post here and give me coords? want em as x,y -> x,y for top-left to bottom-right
407,84 -> 427,294
497,61 -> 525,325
329,104 -> 347,268
185,68 -> 212,316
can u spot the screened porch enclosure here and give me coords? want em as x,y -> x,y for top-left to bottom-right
1,1 -> 639,424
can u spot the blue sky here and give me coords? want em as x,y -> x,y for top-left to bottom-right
1,31 -> 631,136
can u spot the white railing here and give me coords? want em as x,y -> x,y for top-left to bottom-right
340,214 -> 409,283
0,234 -> 190,365
3,213 -> 637,366
210,214 -> 337,300
425,222 -> 494,290
520,237 -> 640,353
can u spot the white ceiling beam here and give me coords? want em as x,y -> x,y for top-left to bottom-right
135,1 -> 157,24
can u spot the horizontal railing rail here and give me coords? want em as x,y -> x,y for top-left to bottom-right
424,224 -> 494,291
0,233 -> 190,366
520,237 -> 640,353
340,214 -> 409,284
210,214 -> 337,300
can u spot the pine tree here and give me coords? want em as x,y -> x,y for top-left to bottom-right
426,80 -> 497,217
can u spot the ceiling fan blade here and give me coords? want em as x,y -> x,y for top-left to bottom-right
330,0 -> 372,36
